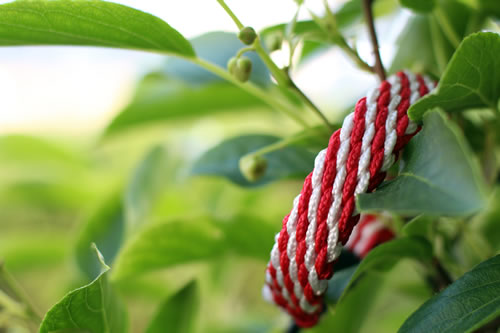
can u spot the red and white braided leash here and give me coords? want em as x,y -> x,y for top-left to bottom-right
345,213 -> 395,258
263,70 -> 436,327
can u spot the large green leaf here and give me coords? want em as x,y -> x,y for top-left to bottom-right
400,0 -> 436,13
219,215 -> 278,261
75,192 -> 125,280
192,134 -> 316,187
125,145 -> 169,229
104,75 -> 268,137
40,246 -> 127,333
340,237 -> 433,298
399,254 -> 500,333
112,219 -> 223,280
310,274 -> 385,333
164,32 -> 270,86
0,0 -> 194,56
389,16 -> 440,76
146,281 -> 199,333
357,110 -> 486,216
409,32 -> 500,121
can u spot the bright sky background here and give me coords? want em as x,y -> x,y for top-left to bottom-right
0,0 -> 404,135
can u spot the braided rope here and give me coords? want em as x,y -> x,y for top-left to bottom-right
263,71 -> 436,327
345,214 -> 394,258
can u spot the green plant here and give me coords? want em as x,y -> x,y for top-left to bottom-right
0,0 -> 499,332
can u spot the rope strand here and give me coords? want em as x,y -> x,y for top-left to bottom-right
263,71 -> 436,327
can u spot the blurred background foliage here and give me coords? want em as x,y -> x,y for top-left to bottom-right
0,0 -> 499,332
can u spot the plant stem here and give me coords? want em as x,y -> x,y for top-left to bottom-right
434,7 -> 461,48
290,81 -> 333,130
216,0 -> 243,29
0,263 -> 42,324
215,0 -> 334,130
319,2 -> 374,74
236,46 -> 255,58
189,56 -> 310,129
362,0 -> 386,81
430,257 -> 453,292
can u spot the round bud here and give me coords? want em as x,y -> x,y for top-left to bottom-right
227,57 -> 238,74
238,26 -> 257,45
234,57 -> 253,82
239,154 -> 268,182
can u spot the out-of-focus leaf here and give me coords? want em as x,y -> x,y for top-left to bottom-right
104,76 -> 268,137
220,215 -> 278,261
192,134 -> 315,187
389,16 -> 440,76
0,0 -> 194,56
479,0 -> 500,18
400,0 -> 436,13
310,274 -> 384,333
325,265 -> 358,304
125,145 -> 169,229
358,110 -> 486,216
164,32 -> 270,86
146,281 -> 199,333
341,237 -> 433,298
112,219 -> 223,280
289,124 -> 336,151
402,215 -> 435,239
399,254 -> 500,333
75,192 -> 125,280
40,246 -> 127,333
409,32 -> 500,121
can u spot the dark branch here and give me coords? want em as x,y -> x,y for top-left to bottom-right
362,0 -> 386,81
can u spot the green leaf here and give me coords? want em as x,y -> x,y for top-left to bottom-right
75,192 -> 125,280
402,215 -> 435,239
112,219 -> 223,280
409,32 -> 500,121
220,215 -> 278,261
357,110 -> 486,216
311,274 -> 384,333
341,237 -> 433,298
40,246 -> 127,333
479,0 -> 500,18
104,75 -> 268,137
400,0 -> 436,13
192,134 -> 316,187
0,0 -> 194,56
164,32 -> 270,86
325,265 -> 358,304
389,16 -> 440,76
125,145 -> 169,229
146,281 -> 199,333
399,254 -> 500,333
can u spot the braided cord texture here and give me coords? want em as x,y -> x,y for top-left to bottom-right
263,71 -> 436,327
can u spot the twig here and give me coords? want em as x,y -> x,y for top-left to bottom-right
215,0 -> 334,131
362,0 -> 386,81
430,257 -> 453,292
317,3 -> 374,74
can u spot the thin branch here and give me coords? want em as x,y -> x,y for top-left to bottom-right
215,0 -> 334,130
309,7 -> 374,74
362,0 -> 386,81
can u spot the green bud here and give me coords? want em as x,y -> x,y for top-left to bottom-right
234,57 -> 252,82
238,26 -> 257,45
239,154 -> 268,182
227,57 -> 238,74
